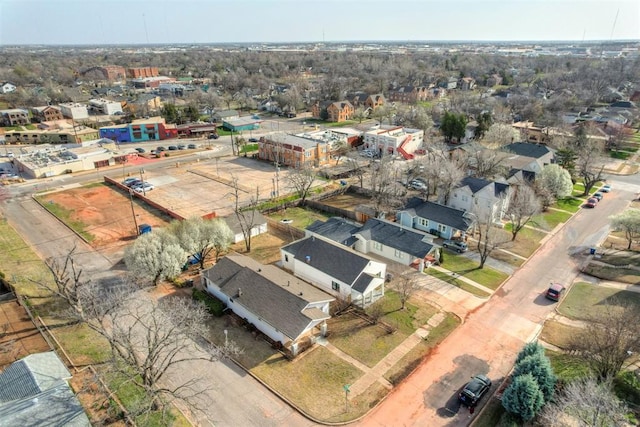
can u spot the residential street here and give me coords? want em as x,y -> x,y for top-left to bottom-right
356,180 -> 637,427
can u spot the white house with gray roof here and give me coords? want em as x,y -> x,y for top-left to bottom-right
281,235 -> 386,308
448,176 -> 510,223
306,217 -> 438,270
202,253 -> 334,354
397,198 -> 474,240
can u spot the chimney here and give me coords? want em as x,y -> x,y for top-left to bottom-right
237,288 -> 242,297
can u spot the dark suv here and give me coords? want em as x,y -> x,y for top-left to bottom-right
459,374 -> 491,407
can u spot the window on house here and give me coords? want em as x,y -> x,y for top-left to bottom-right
394,249 -> 404,259
418,218 -> 429,228
285,254 -> 289,262
438,224 -> 447,233
331,281 -> 340,291
461,195 -> 468,202
373,241 -> 382,251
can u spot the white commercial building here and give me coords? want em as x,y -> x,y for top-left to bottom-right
59,103 -> 89,120
88,98 -> 123,115
362,125 -> 424,159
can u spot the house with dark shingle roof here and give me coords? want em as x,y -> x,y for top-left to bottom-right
223,211 -> 268,244
501,142 -> 555,184
306,217 -> 438,270
281,235 -> 386,308
448,176 -> 510,222
0,351 -> 90,426
202,254 -> 334,354
397,198 -> 474,240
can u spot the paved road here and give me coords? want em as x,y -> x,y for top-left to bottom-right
356,184 -> 636,427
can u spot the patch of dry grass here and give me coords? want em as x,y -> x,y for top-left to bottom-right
540,320 -> 581,349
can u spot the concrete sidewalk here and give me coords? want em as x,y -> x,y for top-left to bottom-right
429,265 -> 495,295
319,312 -> 447,400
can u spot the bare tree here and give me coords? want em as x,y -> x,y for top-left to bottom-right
369,155 -> 405,216
171,217 -> 234,268
230,178 -> 261,253
568,298 -> 640,380
506,185 -> 541,241
436,158 -> 465,205
390,272 -> 420,310
467,145 -> 508,180
474,208 -> 510,269
537,377 -> 628,427
124,229 -> 187,286
36,251 -> 241,420
286,162 -> 317,204
331,140 -> 352,165
574,125 -> 607,196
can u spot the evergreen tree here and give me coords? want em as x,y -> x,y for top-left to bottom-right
502,373 -> 544,422
513,354 -> 557,401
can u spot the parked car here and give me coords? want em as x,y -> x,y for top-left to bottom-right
409,180 -> 427,191
360,150 -> 375,158
156,146 -> 166,152
585,197 -> 598,208
177,144 -> 186,150
592,192 -> 604,201
286,112 -> 297,118
545,283 -> 565,302
601,184 -> 611,193
168,145 -> 178,151
208,134 -> 219,139
134,147 -> 146,153
248,137 -> 258,143
459,375 -> 492,407
133,182 -> 154,193
123,178 -> 141,187
442,239 -> 468,253
188,143 -> 198,149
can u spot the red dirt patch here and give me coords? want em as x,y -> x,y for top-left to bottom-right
0,299 -> 51,369
43,184 -> 172,248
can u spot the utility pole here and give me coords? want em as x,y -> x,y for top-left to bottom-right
129,189 -> 139,236
139,168 -> 146,196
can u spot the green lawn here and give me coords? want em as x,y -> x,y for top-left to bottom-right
251,346 -> 374,422
268,206 -> 331,229
553,197 -> 583,213
329,292 -> 437,367
531,209 -> 572,231
384,313 -> 459,385
439,255 -> 507,290
238,143 -> 258,153
547,350 -> 592,382
425,269 -> 490,298
558,282 -> 640,320
610,151 -> 631,160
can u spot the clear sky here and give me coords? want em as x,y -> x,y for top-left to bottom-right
1,0 -> 638,45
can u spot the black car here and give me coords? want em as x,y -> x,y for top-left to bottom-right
187,143 -> 197,149
459,374 -> 491,407
168,145 -> 178,150
156,146 -> 166,152
135,147 -> 146,153
248,137 -> 258,143
177,144 -> 186,150
208,133 -> 219,139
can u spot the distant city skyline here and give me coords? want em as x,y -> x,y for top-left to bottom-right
1,0 -> 638,46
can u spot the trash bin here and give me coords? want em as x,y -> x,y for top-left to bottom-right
589,248 -> 596,255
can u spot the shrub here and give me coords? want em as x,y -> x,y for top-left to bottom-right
513,353 -> 557,401
515,341 -> 546,364
502,373 -> 544,422
192,288 -> 225,316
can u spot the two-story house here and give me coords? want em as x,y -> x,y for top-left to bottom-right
0,109 -> 29,126
202,254 -> 334,356
501,142 -> 556,183
281,235 -> 386,308
448,176 -> 510,223
387,86 -> 429,103
352,93 -> 386,110
30,106 -> 64,123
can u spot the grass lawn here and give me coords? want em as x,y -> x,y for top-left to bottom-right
553,197 -> 583,213
50,323 -> 111,365
597,251 -> 640,266
539,320 -> 580,349
503,227 -> 547,258
546,350 -> 592,383
251,346 -> 378,423
558,282 -> 640,320
531,209 -> 572,231
35,197 -> 95,242
610,151 -> 631,160
489,249 -> 525,268
425,269 -> 490,298
238,143 -> 258,153
329,292 -> 437,367
384,312 -> 459,385
268,206 -> 331,229
440,255 -> 507,290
